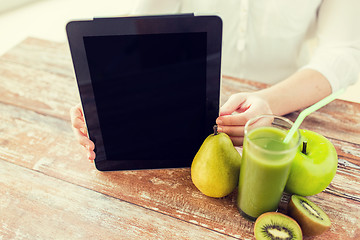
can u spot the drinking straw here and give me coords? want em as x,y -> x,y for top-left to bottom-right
283,88 -> 345,144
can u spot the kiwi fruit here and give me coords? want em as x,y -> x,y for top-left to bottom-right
288,195 -> 331,236
254,212 -> 303,240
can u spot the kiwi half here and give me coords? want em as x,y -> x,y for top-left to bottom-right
288,195 -> 331,236
254,212 -> 302,240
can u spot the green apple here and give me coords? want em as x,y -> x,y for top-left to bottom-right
285,129 -> 338,196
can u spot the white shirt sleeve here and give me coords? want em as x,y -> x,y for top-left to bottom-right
301,0 -> 360,92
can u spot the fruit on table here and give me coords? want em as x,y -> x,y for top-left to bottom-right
288,195 -> 331,236
285,129 -> 338,196
191,125 -> 241,198
254,212 -> 303,240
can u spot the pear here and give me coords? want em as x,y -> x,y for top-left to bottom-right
191,125 -> 242,198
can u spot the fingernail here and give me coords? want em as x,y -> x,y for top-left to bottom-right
217,127 -> 223,132
216,119 -> 223,125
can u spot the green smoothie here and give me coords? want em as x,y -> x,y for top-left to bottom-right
237,126 -> 298,220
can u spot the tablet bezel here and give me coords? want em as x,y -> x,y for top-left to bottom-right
66,14 -> 222,171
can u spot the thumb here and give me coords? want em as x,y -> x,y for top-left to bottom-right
219,94 -> 247,116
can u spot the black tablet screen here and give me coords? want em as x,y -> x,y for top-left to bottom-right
83,32 -> 207,163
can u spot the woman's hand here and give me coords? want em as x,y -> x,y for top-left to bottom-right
216,92 -> 273,146
70,103 -> 96,162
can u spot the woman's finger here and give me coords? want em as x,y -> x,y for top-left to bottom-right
70,103 -> 82,118
88,151 -> 96,162
216,112 -> 250,126
229,136 -> 244,146
70,103 -> 85,128
217,125 -> 245,138
72,116 -> 85,130
75,129 -> 94,149
219,93 -> 247,116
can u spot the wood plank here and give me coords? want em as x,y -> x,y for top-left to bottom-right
0,102 -> 359,239
285,100 -> 360,145
1,37 -> 74,78
0,59 -> 79,121
0,160 -> 236,240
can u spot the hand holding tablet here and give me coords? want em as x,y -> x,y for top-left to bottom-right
67,14 -> 222,171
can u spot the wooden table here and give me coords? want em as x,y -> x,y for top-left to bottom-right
0,37 -> 359,239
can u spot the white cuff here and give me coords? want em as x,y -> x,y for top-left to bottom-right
301,47 -> 360,92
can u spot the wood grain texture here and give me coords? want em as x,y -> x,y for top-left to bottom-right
1,38 -> 74,78
0,102 -> 255,239
285,100 -> 360,145
0,38 -> 79,121
0,160 -> 237,240
0,38 -> 359,239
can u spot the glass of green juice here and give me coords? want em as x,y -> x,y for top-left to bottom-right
237,115 -> 301,221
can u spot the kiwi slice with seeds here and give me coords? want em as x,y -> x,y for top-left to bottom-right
254,212 -> 302,240
288,195 -> 331,236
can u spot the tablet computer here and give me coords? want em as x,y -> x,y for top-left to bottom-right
66,14 -> 222,171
